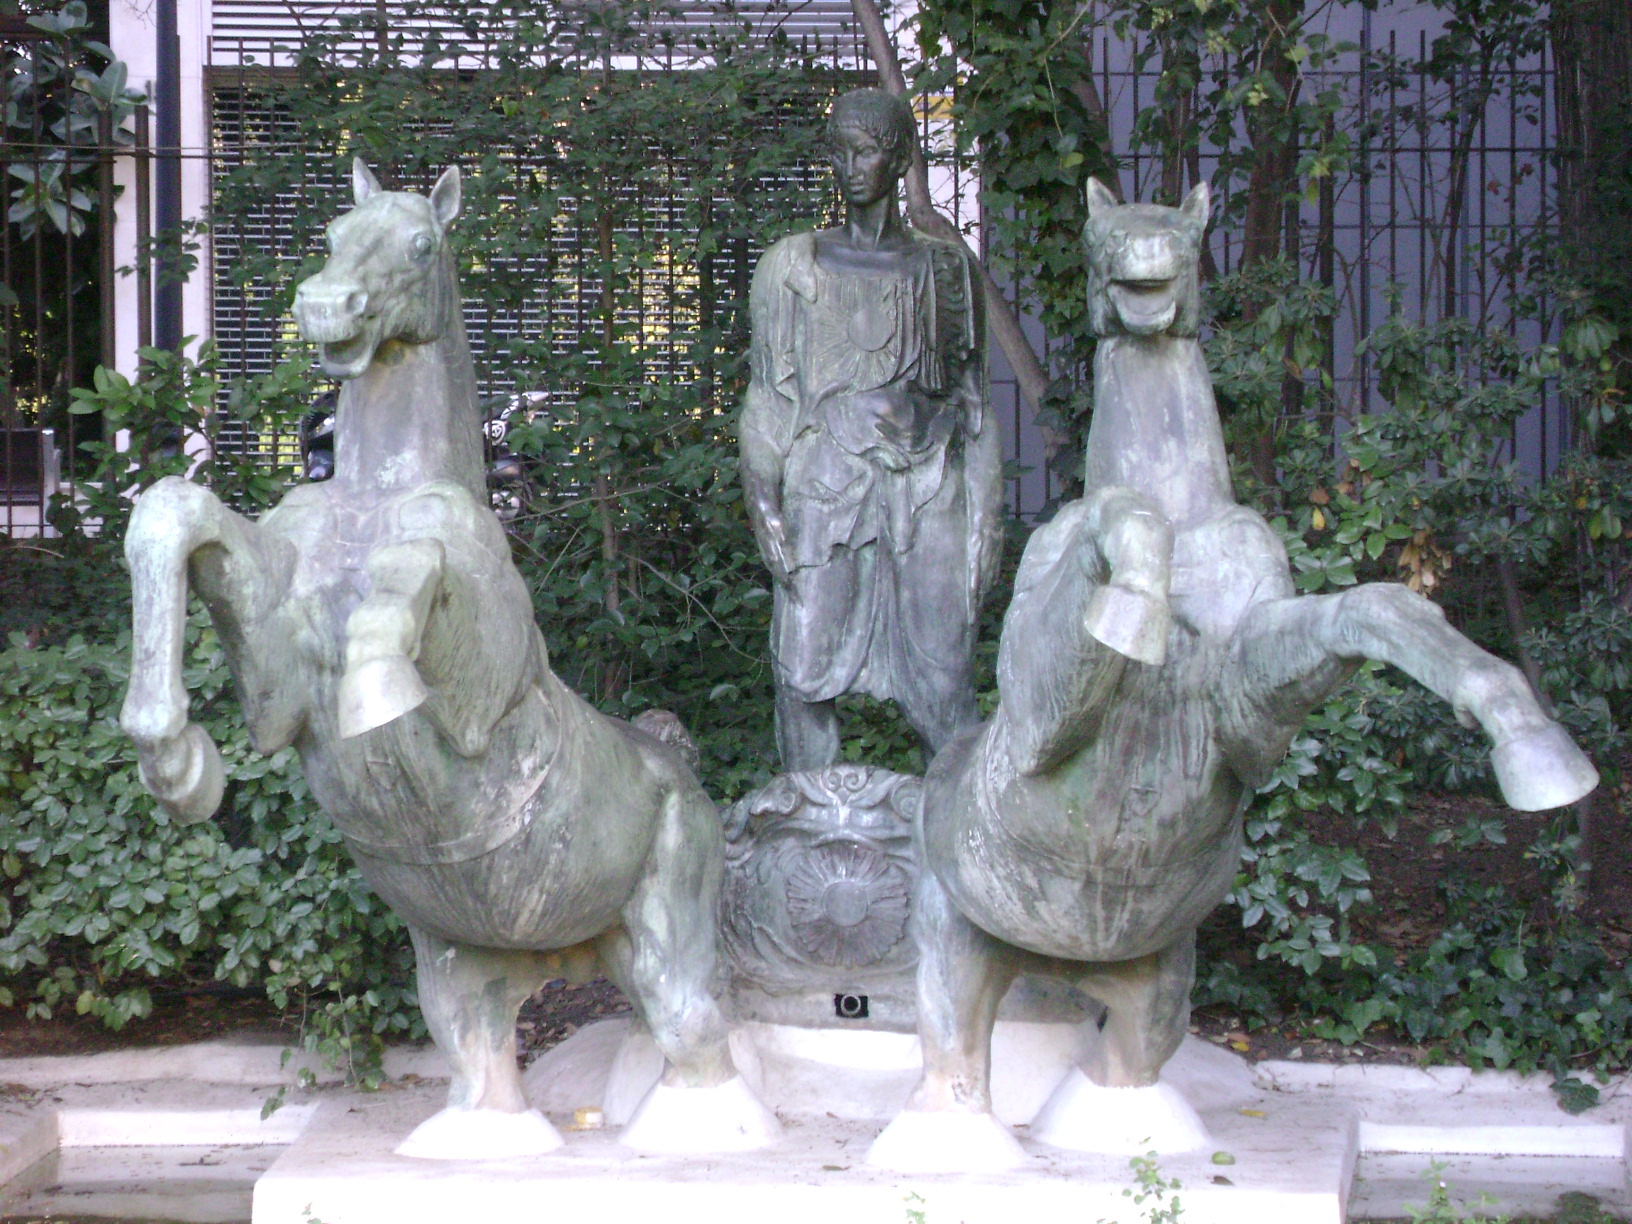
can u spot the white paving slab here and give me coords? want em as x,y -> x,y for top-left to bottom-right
1350,1152 -> 1632,1220
1,1143 -> 282,1224
1258,1057 -> 1632,1159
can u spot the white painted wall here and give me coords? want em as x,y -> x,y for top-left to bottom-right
107,0 -> 214,396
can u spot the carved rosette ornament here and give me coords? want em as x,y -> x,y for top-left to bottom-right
720,765 -> 921,1028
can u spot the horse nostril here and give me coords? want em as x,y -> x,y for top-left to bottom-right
345,290 -> 369,315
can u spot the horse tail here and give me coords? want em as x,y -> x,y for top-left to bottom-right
632,708 -> 701,772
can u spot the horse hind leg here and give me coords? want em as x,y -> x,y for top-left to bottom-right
121,476 -> 294,823
867,866 -> 1026,1173
1030,933 -> 1208,1155
394,926 -> 564,1160
605,785 -> 780,1154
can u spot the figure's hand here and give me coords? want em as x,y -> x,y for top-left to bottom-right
970,521 -> 1002,609
755,508 -> 795,591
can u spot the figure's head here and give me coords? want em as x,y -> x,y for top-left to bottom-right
1084,179 -> 1210,339
292,159 -> 462,379
825,88 -> 915,209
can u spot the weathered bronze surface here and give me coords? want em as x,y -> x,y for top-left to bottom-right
869,180 -> 1600,1169
740,88 -> 1004,770
720,764 -> 921,1029
120,162 -> 777,1159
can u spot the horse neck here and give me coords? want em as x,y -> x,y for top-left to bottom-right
334,280 -> 486,503
1084,333 -> 1235,526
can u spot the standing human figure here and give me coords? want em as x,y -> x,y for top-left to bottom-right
739,88 -> 1003,771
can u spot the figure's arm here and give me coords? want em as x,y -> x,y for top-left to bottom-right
956,250 -> 1004,612
739,249 -> 796,589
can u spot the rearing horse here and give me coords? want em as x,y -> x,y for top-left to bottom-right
120,161 -> 779,1159
868,180 -> 1599,1171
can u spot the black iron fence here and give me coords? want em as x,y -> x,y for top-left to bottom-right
1,11 -> 158,538
1,4 -> 1573,532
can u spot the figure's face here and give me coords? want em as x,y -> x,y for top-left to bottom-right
829,125 -> 900,208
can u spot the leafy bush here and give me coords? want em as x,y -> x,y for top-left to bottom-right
0,618 -> 419,1078
1204,879 -> 1632,1114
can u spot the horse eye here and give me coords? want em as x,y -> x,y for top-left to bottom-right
413,234 -> 434,258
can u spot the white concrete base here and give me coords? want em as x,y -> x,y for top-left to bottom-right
0,1035 -> 1627,1224
618,1075 -> 782,1154
251,1079 -> 1357,1224
525,1016 -> 1086,1127
1031,1070 -> 1210,1155
394,1106 -> 563,1160
864,1108 -> 1028,1174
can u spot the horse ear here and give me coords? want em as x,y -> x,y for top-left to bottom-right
1180,180 -> 1211,227
1085,178 -> 1119,218
430,166 -> 461,228
352,158 -> 381,205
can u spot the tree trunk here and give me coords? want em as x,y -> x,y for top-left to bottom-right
848,0 -> 1052,427
1239,0 -> 1304,271
1551,0 -> 1632,454
1233,0 -> 1306,488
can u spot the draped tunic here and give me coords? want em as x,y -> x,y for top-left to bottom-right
740,229 -> 988,710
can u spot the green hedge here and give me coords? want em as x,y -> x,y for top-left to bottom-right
0,614 -> 419,1076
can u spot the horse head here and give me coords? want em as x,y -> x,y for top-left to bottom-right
1084,179 -> 1208,339
293,159 -> 462,379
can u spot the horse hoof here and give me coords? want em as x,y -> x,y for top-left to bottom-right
1031,1068 -> 1207,1155
338,655 -> 429,739
865,1108 -> 1027,1173
136,723 -> 224,825
619,1075 -> 781,1154
395,1106 -> 563,1160
1085,583 -> 1170,665
1492,723 -> 1600,811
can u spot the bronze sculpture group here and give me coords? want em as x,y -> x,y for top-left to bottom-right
120,88 -> 1599,1166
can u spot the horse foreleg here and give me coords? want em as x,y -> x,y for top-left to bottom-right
866,867 -> 1026,1173
394,926 -> 563,1160
1229,585 -> 1598,811
337,538 -> 442,739
610,786 -> 780,1154
1029,934 -> 1208,1155
121,476 -> 297,822
997,485 -> 1173,775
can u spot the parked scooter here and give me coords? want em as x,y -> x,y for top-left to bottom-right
483,392 -> 551,522
301,389 -> 550,523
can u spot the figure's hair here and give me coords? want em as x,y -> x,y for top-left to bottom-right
825,88 -> 917,165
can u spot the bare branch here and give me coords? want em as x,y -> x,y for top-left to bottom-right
849,0 -> 1052,419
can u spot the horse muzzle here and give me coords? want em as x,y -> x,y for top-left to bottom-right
1108,279 -> 1179,336
293,279 -> 381,378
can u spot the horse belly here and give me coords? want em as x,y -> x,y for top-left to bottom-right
351,790 -> 658,951
333,708 -> 683,952
925,725 -> 1245,963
